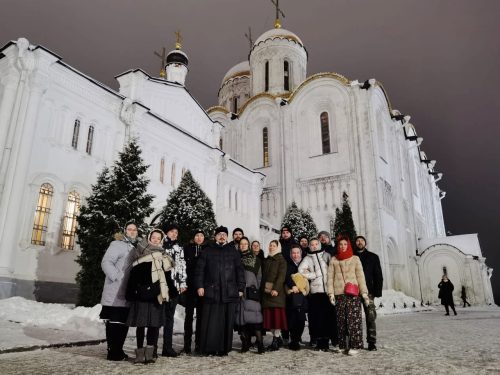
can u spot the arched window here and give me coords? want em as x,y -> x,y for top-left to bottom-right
160,158 -> 165,183
171,163 -> 176,187
31,183 -> 54,246
86,125 -> 94,155
219,137 -> 223,150
232,96 -> 238,113
264,61 -> 269,92
263,127 -> 270,167
71,119 -> 80,149
284,60 -> 290,91
320,112 -> 331,154
61,191 -> 80,250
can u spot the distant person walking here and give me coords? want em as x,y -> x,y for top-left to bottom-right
438,276 -> 457,316
461,286 -> 471,307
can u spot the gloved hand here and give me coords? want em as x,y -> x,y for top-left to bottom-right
329,294 -> 336,306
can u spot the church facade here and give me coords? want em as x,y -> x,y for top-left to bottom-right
208,24 -> 494,305
0,38 -> 264,302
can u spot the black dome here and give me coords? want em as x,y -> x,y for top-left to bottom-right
166,50 -> 188,66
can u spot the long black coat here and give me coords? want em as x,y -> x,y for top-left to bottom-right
438,280 -> 455,305
356,249 -> 383,298
194,242 -> 246,304
184,243 -> 207,292
279,238 -> 298,264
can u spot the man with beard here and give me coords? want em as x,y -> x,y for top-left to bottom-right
161,224 -> 187,357
298,236 -> 309,258
195,226 -> 246,356
354,235 -> 383,351
228,227 -> 244,251
279,226 -> 297,265
318,230 -> 336,257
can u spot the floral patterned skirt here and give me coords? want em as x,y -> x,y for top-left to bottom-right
336,294 -> 363,349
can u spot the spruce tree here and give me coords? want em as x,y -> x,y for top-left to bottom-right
333,192 -> 357,243
75,139 -> 154,306
281,201 -> 318,240
158,170 -> 217,245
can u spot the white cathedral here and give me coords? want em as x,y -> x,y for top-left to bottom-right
0,20 -> 494,305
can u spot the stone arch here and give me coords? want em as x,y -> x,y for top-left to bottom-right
419,244 -> 466,304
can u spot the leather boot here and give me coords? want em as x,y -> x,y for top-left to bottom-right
255,331 -> 265,354
240,333 -> 250,353
267,336 -> 280,351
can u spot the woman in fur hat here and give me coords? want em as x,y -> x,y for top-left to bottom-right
262,240 -> 288,351
126,229 -> 173,364
327,235 -> 369,355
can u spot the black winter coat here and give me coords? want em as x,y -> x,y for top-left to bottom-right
438,280 -> 454,305
184,243 -> 207,292
356,248 -> 383,298
322,243 -> 337,257
280,238 -> 298,264
125,262 -> 157,302
194,242 -> 246,304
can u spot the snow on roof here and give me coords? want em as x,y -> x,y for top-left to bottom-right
221,61 -> 250,86
254,28 -> 304,47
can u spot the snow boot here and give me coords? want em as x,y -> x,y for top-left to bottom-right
134,347 -> 146,364
144,345 -> 156,364
267,337 -> 280,351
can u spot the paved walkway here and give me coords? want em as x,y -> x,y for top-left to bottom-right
1,308 -> 500,375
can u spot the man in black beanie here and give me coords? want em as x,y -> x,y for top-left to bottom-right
279,226 -> 298,265
355,235 -> 383,351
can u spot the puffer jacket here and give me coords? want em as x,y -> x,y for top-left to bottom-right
100,238 -> 136,307
327,255 -> 369,297
235,268 -> 263,326
298,250 -> 330,294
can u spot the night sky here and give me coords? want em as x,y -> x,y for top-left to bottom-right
1,0 -> 499,303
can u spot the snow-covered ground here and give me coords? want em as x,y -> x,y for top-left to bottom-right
1,292 -> 499,374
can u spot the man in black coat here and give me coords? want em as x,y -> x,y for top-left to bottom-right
195,226 -> 246,356
182,229 -> 207,354
355,235 -> 383,351
228,227 -> 244,251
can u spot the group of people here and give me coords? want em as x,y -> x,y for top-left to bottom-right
98,222 -> 384,364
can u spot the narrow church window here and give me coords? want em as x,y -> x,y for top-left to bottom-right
31,183 -> 54,246
171,163 -> 176,187
235,192 -> 238,211
86,125 -> 94,155
60,191 -> 80,250
263,127 -> 270,167
320,112 -> 331,154
233,96 -> 239,113
71,119 -> 80,149
229,189 -> 232,209
160,158 -> 165,183
265,61 -> 270,92
182,167 -> 186,177
284,60 -> 290,91
219,137 -> 223,150
443,266 -> 448,276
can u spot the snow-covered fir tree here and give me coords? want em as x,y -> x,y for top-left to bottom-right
281,201 -> 318,240
333,192 -> 357,243
158,170 -> 217,245
75,139 -> 154,306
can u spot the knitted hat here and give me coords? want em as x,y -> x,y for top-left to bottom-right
355,235 -> 367,244
164,223 -> 179,233
232,227 -> 244,235
214,226 -> 229,235
194,229 -> 205,237
318,230 -> 331,239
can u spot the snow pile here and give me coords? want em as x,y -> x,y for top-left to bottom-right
0,297 -> 103,338
375,289 -> 434,315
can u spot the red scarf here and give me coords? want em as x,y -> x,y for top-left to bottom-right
335,236 -> 354,261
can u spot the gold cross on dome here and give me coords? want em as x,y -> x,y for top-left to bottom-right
175,30 -> 182,50
154,46 -> 167,77
270,0 -> 285,28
